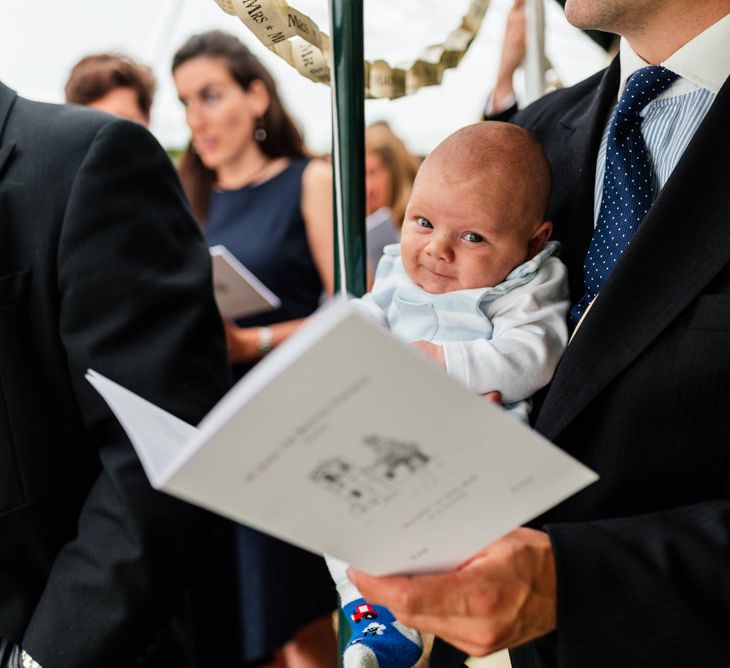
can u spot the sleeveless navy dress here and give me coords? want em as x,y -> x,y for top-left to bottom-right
200,158 -> 336,664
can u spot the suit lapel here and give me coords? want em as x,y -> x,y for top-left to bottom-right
546,61 -> 620,297
537,73 -> 730,440
0,143 -> 15,180
0,82 -> 18,177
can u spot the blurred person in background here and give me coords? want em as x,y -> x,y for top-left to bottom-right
483,0 -> 527,120
172,30 -> 336,668
364,122 -> 419,276
482,0 -> 617,121
64,52 -> 155,127
365,121 -> 419,227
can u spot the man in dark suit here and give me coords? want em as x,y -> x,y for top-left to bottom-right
351,1 -> 730,666
0,81 -> 230,667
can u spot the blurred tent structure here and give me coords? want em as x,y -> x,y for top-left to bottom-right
2,0 -> 611,155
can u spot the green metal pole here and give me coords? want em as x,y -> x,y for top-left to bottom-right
329,0 -> 366,298
328,2 -> 365,662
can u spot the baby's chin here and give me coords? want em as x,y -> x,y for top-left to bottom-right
420,284 -> 451,294
415,272 -> 508,294
407,264 -> 499,293
413,273 -> 461,294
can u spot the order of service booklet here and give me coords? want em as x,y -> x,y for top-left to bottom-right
209,245 -> 280,319
87,298 -> 597,576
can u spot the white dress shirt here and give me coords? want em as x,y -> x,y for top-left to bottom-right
593,12 -> 730,223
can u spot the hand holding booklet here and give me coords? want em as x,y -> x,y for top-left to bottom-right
87,299 -> 596,576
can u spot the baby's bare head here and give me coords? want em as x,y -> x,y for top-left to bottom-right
400,123 -> 553,293
418,121 -> 551,236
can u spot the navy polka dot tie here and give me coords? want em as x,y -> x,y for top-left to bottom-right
569,65 -> 679,327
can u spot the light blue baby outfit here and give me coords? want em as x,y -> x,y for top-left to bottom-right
356,240 -> 570,418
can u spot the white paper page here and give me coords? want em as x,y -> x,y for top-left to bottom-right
155,301 -> 597,575
209,245 -> 281,319
85,370 -> 198,487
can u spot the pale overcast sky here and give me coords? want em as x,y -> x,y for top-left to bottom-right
1,0 -> 608,155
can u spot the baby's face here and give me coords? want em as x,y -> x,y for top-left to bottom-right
400,164 -> 536,294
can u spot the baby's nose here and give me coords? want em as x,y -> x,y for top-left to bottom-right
426,235 -> 454,261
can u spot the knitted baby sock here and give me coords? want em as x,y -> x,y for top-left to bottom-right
326,555 -> 423,668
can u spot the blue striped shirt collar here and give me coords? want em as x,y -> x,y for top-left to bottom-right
618,11 -> 730,99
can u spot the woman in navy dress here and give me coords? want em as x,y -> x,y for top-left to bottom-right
173,30 -> 336,668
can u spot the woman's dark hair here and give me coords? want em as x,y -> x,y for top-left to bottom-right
172,30 -> 307,223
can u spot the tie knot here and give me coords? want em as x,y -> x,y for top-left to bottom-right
616,65 -> 679,117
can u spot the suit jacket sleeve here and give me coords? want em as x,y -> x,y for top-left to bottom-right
20,118 -> 231,667
543,501 -> 730,666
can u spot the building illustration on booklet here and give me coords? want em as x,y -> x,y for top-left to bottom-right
310,434 -> 431,515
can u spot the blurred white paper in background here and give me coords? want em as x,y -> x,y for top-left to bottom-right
209,245 -> 280,320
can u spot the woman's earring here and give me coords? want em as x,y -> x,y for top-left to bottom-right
254,117 -> 267,142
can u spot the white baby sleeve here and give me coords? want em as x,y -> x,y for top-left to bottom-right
442,257 -> 569,400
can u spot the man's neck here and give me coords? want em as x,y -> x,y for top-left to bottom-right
624,1 -> 730,63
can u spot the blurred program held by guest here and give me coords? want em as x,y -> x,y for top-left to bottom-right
172,30 -> 336,668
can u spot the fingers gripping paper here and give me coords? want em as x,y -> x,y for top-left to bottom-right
212,0 -> 491,99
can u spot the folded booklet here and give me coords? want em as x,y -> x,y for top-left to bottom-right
87,298 -> 596,575
209,245 -> 280,319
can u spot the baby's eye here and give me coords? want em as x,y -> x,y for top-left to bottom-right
416,217 -> 433,229
462,231 -> 485,243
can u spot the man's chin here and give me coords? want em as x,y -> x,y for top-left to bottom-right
563,0 -> 629,34
563,0 -> 602,31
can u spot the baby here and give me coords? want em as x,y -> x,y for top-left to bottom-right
327,121 -> 570,668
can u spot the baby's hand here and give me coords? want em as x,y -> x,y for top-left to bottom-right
411,340 -> 446,369
482,390 -> 502,404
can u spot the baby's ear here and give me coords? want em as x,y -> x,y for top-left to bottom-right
527,221 -> 552,258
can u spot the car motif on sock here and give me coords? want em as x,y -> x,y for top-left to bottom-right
351,602 -> 378,623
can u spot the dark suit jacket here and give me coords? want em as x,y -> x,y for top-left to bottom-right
432,58 -> 730,668
0,82 -> 231,667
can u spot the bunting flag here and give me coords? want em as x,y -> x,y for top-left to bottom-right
213,0 -> 491,99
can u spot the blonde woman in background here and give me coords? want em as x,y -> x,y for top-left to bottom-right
365,122 -> 419,226
364,122 -> 420,277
